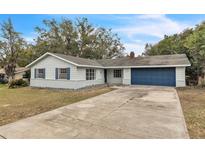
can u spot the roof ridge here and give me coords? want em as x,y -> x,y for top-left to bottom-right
51,52 -> 90,59
140,53 -> 186,57
50,52 -> 103,67
26,52 -> 190,68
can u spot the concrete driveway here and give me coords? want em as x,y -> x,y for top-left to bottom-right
0,86 -> 189,139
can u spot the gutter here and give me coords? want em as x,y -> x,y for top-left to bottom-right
26,52 -> 191,69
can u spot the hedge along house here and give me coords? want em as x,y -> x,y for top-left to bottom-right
26,52 -> 191,89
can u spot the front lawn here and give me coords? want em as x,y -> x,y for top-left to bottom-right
0,84 -> 114,126
177,87 -> 205,138
0,84 -> 5,88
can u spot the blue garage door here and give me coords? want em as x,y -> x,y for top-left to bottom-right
131,68 -> 176,87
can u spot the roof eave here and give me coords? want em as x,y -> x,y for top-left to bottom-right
26,52 -> 81,68
26,52 -> 104,68
103,64 -> 191,68
26,52 -> 191,69
26,52 -> 49,68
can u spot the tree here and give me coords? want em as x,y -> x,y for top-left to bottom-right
0,19 -> 25,81
76,18 -> 96,58
17,44 -> 35,67
94,27 -> 124,59
184,23 -> 205,80
34,18 -> 125,59
34,18 -> 78,58
143,22 -> 205,84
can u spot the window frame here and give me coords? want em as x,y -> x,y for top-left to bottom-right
58,68 -> 68,80
86,69 -> 96,80
113,69 -> 122,78
35,68 -> 45,79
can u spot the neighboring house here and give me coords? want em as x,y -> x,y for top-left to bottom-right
0,67 -> 29,82
14,67 -> 30,80
26,52 -> 191,89
0,69 -> 6,82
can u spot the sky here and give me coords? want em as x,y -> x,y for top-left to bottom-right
0,14 -> 205,55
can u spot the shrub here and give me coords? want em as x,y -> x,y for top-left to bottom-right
0,79 -> 8,84
9,79 -> 28,88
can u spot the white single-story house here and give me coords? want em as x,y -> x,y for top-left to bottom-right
26,52 -> 191,89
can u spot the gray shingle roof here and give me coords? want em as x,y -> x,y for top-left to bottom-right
97,54 -> 191,67
52,53 -> 102,67
27,52 -> 190,68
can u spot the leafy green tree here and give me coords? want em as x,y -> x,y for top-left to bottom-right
0,17 -> 125,68
0,19 -> 25,81
95,27 -> 125,59
76,18 -> 96,58
34,18 -> 125,59
184,22 -> 205,80
34,18 -> 78,57
17,44 -> 35,67
143,22 -> 205,84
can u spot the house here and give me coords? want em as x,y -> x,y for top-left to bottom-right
0,69 -> 6,82
26,52 -> 191,89
0,67 -> 30,82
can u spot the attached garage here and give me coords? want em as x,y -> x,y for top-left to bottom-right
131,68 -> 176,87
98,54 -> 191,87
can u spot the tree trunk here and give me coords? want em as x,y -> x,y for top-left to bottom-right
8,76 -> 13,83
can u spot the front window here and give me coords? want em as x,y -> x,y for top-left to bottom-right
59,68 -> 67,79
86,69 -> 96,80
36,68 -> 45,78
113,69 -> 122,78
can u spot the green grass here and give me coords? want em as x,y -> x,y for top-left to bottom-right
0,84 -> 6,88
177,87 -> 205,139
0,85 -> 114,126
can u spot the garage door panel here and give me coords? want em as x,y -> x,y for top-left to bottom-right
131,68 -> 176,87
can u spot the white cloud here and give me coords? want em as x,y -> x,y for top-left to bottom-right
23,32 -> 37,44
113,14 -> 192,54
124,41 -> 146,56
137,14 -> 166,20
24,36 -> 35,43
114,14 -> 190,39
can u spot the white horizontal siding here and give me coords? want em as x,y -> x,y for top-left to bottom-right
176,67 -> 186,87
30,55 -> 77,80
30,79 -> 104,89
106,68 -> 131,85
122,68 -> 131,85
30,55 -> 104,89
107,69 -> 122,84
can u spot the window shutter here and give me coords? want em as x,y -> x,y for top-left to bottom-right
34,69 -> 37,78
43,69 -> 45,79
55,68 -> 58,79
67,68 -> 70,80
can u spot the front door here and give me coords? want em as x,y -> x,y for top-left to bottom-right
104,69 -> 107,83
